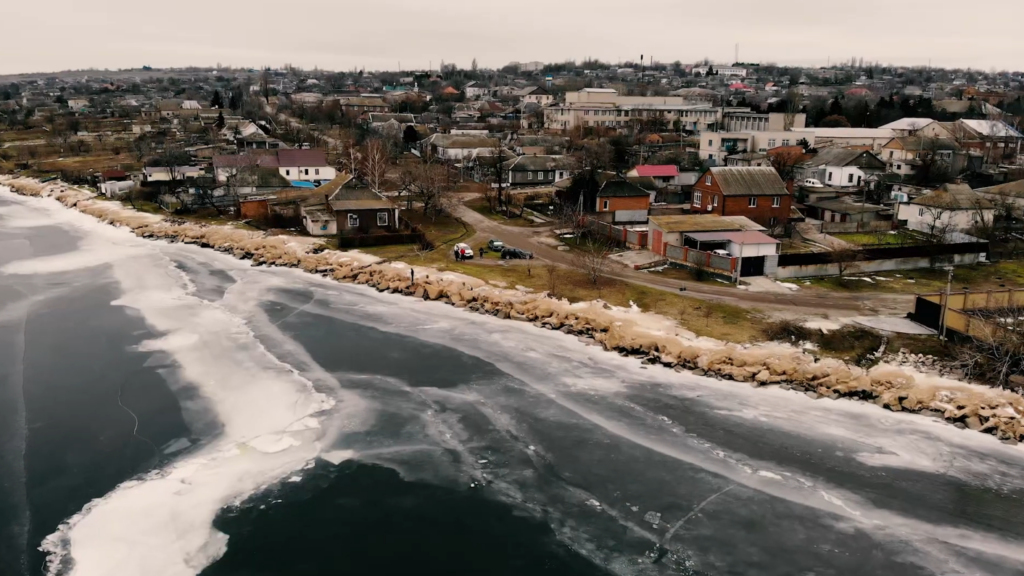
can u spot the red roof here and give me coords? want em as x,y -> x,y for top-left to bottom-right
633,165 -> 679,178
101,169 -> 127,179
728,83 -> 751,90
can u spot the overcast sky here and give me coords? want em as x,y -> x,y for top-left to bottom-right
5,0 -> 1023,74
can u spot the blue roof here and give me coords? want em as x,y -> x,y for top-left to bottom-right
289,180 -> 316,189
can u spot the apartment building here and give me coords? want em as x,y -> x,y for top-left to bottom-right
543,88 -> 716,131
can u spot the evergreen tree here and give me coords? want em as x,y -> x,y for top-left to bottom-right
827,97 -> 843,117
211,89 -> 224,109
215,110 -> 225,129
229,89 -> 241,111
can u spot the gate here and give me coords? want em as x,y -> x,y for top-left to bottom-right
739,256 -> 766,278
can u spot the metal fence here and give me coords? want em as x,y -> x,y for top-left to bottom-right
664,243 -> 737,275
585,218 -> 648,249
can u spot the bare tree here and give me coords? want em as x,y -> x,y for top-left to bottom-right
955,307 -> 1024,389
398,160 -> 454,220
768,145 -> 804,183
543,263 -> 559,297
338,136 -> 361,179
131,136 -> 152,163
260,68 -> 272,104
362,138 -> 388,193
782,89 -> 801,132
828,244 -> 862,278
571,237 -> 612,287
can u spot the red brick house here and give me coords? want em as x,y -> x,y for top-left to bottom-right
595,179 -> 651,224
690,167 -> 791,229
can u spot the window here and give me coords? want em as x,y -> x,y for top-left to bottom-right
769,217 -> 778,227
782,139 -> 790,147
528,172 -> 533,180
768,138 -> 776,148
827,172 -> 832,182
285,169 -> 291,176
705,175 -> 712,185
772,196 -> 781,207
602,199 -> 609,210
748,197 -> 758,207
712,195 -> 718,207
694,191 -> 702,205
896,163 -> 902,170
315,168 -> 320,176
377,212 -> 389,226
889,151 -> 894,159
708,139 -> 713,146
918,208 -> 925,217
848,173 -> 854,184
304,169 -> 309,176
972,212 -> 980,223
347,214 -> 359,227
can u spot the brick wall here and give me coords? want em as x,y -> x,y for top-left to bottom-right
598,196 -> 650,212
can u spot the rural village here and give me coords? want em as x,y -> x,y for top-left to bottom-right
2,57 -> 1023,422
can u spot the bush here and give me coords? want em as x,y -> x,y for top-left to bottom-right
817,326 -> 883,357
762,319 -> 812,343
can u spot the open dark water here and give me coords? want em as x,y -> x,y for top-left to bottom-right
3,188 -> 1024,576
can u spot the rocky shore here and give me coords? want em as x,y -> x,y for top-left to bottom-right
4,175 -> 1024,445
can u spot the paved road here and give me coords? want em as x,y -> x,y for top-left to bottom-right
451,201 -> 915,319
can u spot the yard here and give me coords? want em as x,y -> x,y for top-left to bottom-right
802,260 -> 1024,294
464,196 -> 544,228
438,259 -> 764,343
831,230 -> 927,247
356,208 -> 474,264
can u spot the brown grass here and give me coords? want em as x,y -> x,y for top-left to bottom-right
440,260 -> 764,342
803,261 -> 1024,294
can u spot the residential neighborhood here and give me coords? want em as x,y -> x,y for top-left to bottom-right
4,15 -> 1024,576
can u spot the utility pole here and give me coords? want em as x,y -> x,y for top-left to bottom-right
940,267 -> 954,341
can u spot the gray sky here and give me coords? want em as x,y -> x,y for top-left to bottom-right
5,0 -> 1023,74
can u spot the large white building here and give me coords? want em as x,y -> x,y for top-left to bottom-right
698,112 -> 811,164
693,66 -> 748,77
544,88 -> 717,131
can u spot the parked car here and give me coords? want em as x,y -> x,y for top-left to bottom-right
711,249 -> 730,257
501,247 -> 533,260
453,243 -> 474,260
487,238 -> 505,251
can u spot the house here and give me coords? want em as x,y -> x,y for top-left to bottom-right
463,81 -> 489,99
595,179 -> 651,223
897,182 -> 996,236
879,118 -> 942,136
975,179 -> 1024,213
804,198 -> 889,223
625,165 -> 687,188
213,150 -> 336,184
440,86 -> 460,96
143,166 -> 204,182
367,113 -> 417,128
690,167 -> 792,229
797,148 -> 887,188
518,86 -> 553,106
646,214 -> 765,252
881,137 -> 960,179
66,98 -> 89,110
502,155 -> 575,187
725,152 -> 769,167
422,134 -> 499,161
950,119 -> 1024,163
100,169 -> 129,182
337,96 -> 389,115
700,126 -> 815,165
512,135 -> 567,155
804,128 -> 895,153
328,184 -> 400,238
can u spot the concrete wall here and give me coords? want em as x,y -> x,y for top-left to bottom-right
775,252 -> 983,279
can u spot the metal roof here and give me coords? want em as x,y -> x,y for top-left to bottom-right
707,167 -> 789,197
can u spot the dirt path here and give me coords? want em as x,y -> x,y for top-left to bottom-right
451,200 -> 915,319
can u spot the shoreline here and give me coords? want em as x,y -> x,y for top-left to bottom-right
3,175 -> 1024,446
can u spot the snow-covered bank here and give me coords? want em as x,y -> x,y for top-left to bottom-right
4,175 -> 1024,448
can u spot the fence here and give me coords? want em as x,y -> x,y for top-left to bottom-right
778,240 -> 990,267
664,243 -> 737,275
585,218 -> 649,249
819,220 -> 896,234
911,289 -> 1024,338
